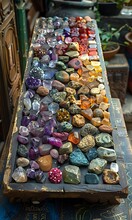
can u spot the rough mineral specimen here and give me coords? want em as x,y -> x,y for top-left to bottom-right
12,166 -> 27,183
63,165 -> 81,184
78,134 -> 95,152
48,168 -> 62,183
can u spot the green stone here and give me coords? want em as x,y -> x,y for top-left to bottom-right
63,165 -> 81,184
59,142 -> 73,154
52,92 -> 67,103
85,173 -> 99,184
56,61 -> 67,70
69,104 -> 81,115
65,68 -> 74,73
58,56 -> 69,63
80,123 -> 99,137
65,51 -> 79,58
55,71 -> 69,83
95,133 -> 114,148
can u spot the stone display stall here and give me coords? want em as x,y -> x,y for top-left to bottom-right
3,17 -> 128,203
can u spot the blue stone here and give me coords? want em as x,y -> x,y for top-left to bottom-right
44,69 -> 56,80
85,147 -> 98,161
69,148 -> 89,166
85,173 -> 99,184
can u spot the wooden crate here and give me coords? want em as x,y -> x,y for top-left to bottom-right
3,18 -> 128,203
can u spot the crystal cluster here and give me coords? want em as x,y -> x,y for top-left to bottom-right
12,16 -> 119,186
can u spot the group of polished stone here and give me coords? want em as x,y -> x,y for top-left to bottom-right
12,16 -> 120,185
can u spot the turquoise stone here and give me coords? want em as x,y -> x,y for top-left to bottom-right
85,147 -> 98,161
63,165 -> 81,184
52,92 -> 67,103
85,173 -> 99,184
69,148 -> 89,166
58,121 -> 73,132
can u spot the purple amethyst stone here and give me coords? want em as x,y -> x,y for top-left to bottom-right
48,137 -> 62,147
17,135 -> 29,145
35,170 -> 46,183
25,76 -> 41,90
26,168 -> 35,179
30,137 -> 40,147
29,147 -> 39,160
30,160 -> 40,170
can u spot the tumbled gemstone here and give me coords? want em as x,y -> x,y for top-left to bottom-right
91,117 -> 102,127
48,137 -> 62,147
80,123 -> 99,137
38,144 -> 52,156
81,108 -> 93,120
16,157 -> 29,167
48,102 -> 59,114
35,170 -> 46,183
97,147 -> 116,162
52,132 -> 69,141
26,168 -> 36,179
42,135 -> 50,144
68,132 -> 80,144
70,148 -> 89,166
23,98 -> 32,111
21,116 -> 30,127
37,155 -> 52,172
17,135 -> 29,145
85,173 -> 99,184
78,134 -> 95,152
17,145 -> 28,157
57,121 -> 73,132
29,147 -> 39,160
50,149 -> 59,159
40,111 -> 53,121
12,166 -> 27,183
27,121 -> 39,132
30,160 -> 40,170
41,96 -> 53,104
19,126 -> 29,137
85,147 -> 98,161
88,158 -> 107,175
25,77 -> 41,90
30,127 -> 44,138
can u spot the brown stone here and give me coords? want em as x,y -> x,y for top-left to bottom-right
91,117 -> 102,127
81,108 -> 93,120
37,155 -> 52,171
52,80 -> 65,91
72,114 -> 85,127
78,134 -> 95,152
36,86 -> 49,96
99,125 -> 113,133
103,169 -> 120,184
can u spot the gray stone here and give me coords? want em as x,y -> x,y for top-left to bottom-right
95,133 -> 114,148
85,173 -> 99,184
80,123 -> 99,137
16,157 -> 29,167
97,147 -> 117,162
88,158 -> 107,174
12,166 -> 27,183
59,142 -> 73,155
63,165 -> 81,184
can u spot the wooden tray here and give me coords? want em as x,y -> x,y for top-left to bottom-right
3,18 -> 128,203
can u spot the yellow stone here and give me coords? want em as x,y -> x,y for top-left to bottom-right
91,117 -> 102,127
91,61 -> 100,67
99,102 -> 110,111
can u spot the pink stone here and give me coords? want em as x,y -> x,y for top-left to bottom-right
48,137 -> 63,147
52,132 -> 69,141
48,168 -> 62,183
68,58 -> 83,70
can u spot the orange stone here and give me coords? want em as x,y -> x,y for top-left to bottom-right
101,118 -> 111,126
80,94 -> 89,101
83,59 -> 91,66
37,155 -> 52,172
100,89 -> 106,96
70,73 -> 79,81
68,132 -> 80,144
81,108 -> 93,120
77,68 -> 83,76
103,96 -> 109,103
81,100 -> 91,109
103,111 -> 110,119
